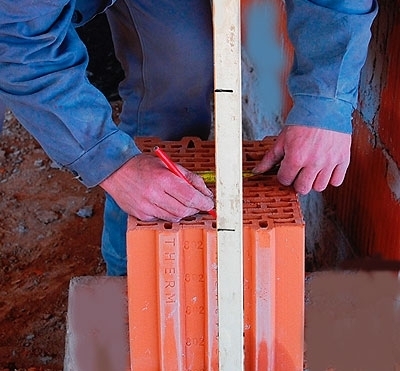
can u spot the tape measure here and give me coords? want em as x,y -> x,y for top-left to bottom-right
196,165 -> 279,183
196,170 -> 257,183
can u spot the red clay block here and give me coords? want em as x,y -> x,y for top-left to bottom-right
127,137 -> 304,370
127,221 -> 218,370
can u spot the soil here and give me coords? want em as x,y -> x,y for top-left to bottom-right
0,108 -> 120,370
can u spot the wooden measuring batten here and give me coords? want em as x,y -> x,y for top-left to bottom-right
212,1 -> 244,369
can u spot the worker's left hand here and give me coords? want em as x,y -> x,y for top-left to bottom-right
252,125 -> 351,194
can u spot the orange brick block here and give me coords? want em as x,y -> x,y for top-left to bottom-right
127,137 -> 304,370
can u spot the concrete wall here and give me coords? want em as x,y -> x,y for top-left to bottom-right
241,0 -> 291,140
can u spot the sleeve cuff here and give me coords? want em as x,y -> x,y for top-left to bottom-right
285,95 -> 354,134
67,129 -> 142,187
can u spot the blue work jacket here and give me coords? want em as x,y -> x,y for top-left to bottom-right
0,0 -> 377,187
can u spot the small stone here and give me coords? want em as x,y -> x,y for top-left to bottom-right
39,355 -> 53,364
50,161 -> 62,169
34,159 -> 44,167
42,313 -> 52,320
76,205 -> 93,218
15,223 -> 28,233
36,210 -> 59,224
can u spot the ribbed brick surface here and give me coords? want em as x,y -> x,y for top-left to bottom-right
127,137 -> 304,370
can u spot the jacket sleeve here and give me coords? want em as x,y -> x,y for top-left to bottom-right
285,0 -> 378,133
0,0 -> 141,187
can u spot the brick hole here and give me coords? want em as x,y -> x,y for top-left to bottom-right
269,215 -> 295,221
163,222 -> 173,229
198,158 -> 213,164
245,192 -> 261,198
135,221 -> 159,227
243,142 -> 256,149
181,216 -> 197,222
244,213 -> 262,219
280,197 -> 295,202
273,219 -> 296,224
270,202 -> 292,208
200,142 -> 214,147
259,221 -> 268,228
255,208 -> 279,215
243,202 -> 260,208
277,187 -> 292,193
179,162 -> 196,168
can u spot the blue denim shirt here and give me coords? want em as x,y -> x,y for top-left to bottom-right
286,0 -> 378,133
0,0 -> 377,187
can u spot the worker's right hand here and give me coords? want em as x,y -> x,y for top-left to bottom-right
99,153 -> 215,222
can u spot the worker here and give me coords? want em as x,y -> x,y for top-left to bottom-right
0,0 -> 377,275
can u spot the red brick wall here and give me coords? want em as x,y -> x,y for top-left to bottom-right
326,0 -> 400,260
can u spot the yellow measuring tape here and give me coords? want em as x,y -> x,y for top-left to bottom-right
196,165 -> 280,183
196,170 -> 256,183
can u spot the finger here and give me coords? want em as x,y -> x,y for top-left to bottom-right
154,199 -> 201,221
252,137 -> 285,174
157,173 -> 214,212
313,168 -> 333,192
127,199 -> 181,222
180,168 -> 214,198
166,182 -> 215,212
292,166 -> 320,195
139,190 -> 201,222
330,162 -> 349,187
276,152 -> 308,187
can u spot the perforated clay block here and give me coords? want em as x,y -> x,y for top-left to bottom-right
127,137 -> 305,371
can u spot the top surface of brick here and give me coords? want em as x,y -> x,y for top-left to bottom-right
129,137 -> 303,230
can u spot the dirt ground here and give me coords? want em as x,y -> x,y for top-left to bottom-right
0,107 -> 126,370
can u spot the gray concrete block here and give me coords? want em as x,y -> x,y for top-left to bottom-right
64,276 -> 129,371
305,270 -> 400,370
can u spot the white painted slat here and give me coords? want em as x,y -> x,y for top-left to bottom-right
212,1 -> 244,370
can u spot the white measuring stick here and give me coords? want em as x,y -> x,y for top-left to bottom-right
212,1 -> 244,370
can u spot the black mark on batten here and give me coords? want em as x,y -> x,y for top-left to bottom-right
215,89 -> 234,93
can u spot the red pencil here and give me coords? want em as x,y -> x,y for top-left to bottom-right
153,146 -> 217,218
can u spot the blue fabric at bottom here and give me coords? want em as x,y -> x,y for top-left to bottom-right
101,193 -> 128,276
